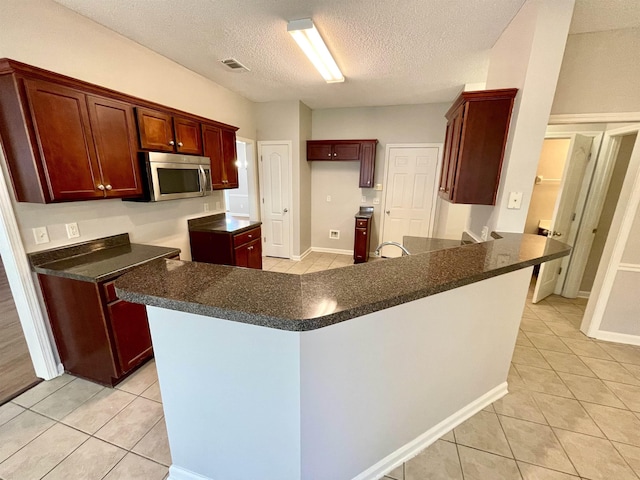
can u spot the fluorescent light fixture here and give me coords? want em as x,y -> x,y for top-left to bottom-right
287,18 -> 344,83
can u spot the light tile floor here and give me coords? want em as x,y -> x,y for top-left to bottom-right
2,267 -> 640,479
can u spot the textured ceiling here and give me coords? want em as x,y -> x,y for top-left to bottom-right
50,0 -> 640,109
51,0 -> 527,109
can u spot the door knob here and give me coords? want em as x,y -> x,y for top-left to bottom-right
385,210 -> 390,215
552,231 -> 562,237
283,208 -> 289,213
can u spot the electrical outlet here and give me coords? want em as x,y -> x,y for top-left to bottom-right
361,196 -> 367,203
481,226 -> 489,241
204,203 -> 210,212
65,223 -> 80,239
329,230 -> 340,240
326,195 -> 332,202
507,191 -> 523,209
373,198 -> 380,205
33,226 -> 50,245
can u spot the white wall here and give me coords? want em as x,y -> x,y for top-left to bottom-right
468,0 -> 575,237
299,103 -> 312,255
0,0 -> 257,259
552,28 -> 640,115
311,104 -> 449,251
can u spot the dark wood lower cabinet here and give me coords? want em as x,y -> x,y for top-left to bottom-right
190,226 -> 262,269
38,274 -> 153,386
354,217 -> 372,263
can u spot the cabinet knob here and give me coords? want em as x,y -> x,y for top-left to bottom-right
178,142 -> 183,147
333,153 -> 337,156
105,184 -> 112,191
362,231 -> 366,235
327,153 -> 331,157
169,140 -> 175,146
248,234 -> 252,239
97,184 -> 105,191
248,246 -> 254,251
439,187 -> 445,191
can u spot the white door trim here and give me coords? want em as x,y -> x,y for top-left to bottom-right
584,127 -> 640,338
257,141 -> 293,259
379,143 -> 443,248
549,112 -> 640,124
0,158 -> 59,380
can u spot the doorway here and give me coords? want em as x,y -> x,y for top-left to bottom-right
379,144 -> 441,257
225,139 -> 259,221
0,255 -> 38,403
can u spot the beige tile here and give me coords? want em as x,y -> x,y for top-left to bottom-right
31,378 -> 103,420
516,330 -> 534,347
562,338 -> 614,360
405,440 -> 462,480
103,453 -> 168,480
386,463 -> 403,480
0,402 -> 24,427
623,362 -> 640,378
116,361 -> 158,395
538,350 -> 594,377
453,410 -> 512,457
554,429 -> 637,480
520,318 -> 554,335
512,346 -> 552,369
613,442 -> 640,477
518,462 -> 579,479
457,445 -> 521,480
508,365 -> 528,391
580,357 -> 640,385
604,381 -> 640,412
12,374 -> 74,408
140,382 -> 163,403
514,365 -> 573,398
61,387 -> 136,434
557,372 -> 625,408
96,397 -> 164,449
499,416 -> 576,474
522,307 -> 539,319
529,309 -> 567,323
0,423 -> 87,480
551,304 -> 585,316
441,430 -> 455,442
483,403 -> 495,412
132,418 -> 172,466
562,314 -> 584,329
525,334 -> 572,354
0,410 -> 54,462
493,391 -> 547,424
582,402 -> 640,447
42,437 -> 126,480
571,297 -> 589,306
531,392 -> 603,437
598,343 -> 640,366
543,321 -> 587,340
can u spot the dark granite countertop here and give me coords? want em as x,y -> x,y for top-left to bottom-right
188,213 -> 261,234
355,206 -> 374,219
115,233 -> 570,332
403,236 -> 463,254
29,233 -> 181,283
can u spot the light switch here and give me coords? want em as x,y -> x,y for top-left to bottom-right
326,195 -> 332,202
507,192 -> 523,209
361,196 -> 367,203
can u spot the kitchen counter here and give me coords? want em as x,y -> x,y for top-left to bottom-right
402,236 -> 464,254
355,205 -> 374,219
28,233 -> 180,283
116,233 -> 570,332
187,213 -> 261,234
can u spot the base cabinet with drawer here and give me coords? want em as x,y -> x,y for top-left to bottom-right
354,217 -> 372,263
190,226 -> 263,270
38,273 -> 156,386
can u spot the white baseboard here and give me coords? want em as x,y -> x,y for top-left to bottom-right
311,247 -> 354,256
352,382 -> 508,480
291,247 -> 312,261
169,465 -> 212,480
577,291 -> 591,299
592,330 -> 640,347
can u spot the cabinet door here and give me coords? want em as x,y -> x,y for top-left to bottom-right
136,107 -> 175,152
333,143 -> 361,160
24,79 -> 103,201
221,128 -> 238,188
354,226 -> 369,263
442,104 -> 465,201
108,299 -> 153,374
174,117 -> 203,155
87,95 -> 143,198
202,124 -> 225,189
307,142 -> 333,160
234,238 -> 261,269
359,142 -> 376,188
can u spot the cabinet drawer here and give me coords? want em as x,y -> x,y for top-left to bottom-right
356,218 -> 369,228
233,227 -> 261,247
102,281 -> 118,303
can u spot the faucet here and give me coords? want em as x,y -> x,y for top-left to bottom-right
374,241 -> 411,257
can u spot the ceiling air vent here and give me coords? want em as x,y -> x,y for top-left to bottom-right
220,58 -> 250,72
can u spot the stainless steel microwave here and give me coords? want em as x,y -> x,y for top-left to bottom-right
129,152 -> 212,202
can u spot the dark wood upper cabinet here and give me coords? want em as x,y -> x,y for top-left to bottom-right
174,116 -> 203,155
203,123 -> 238,189
438,88 -> 517,205
86,95 -> 142,198
24,79 -> 103,202
135,107 -> 175,152
307,139 -> 378,188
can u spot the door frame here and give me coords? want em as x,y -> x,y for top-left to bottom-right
257,140 -> 293,259
233,136 -> 260,221
0,155 -> 60,380
378,143 -> 443,248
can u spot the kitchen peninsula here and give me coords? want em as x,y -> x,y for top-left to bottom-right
116,234 -> 570,480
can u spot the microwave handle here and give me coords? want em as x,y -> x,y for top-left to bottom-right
198,166 -> 207,197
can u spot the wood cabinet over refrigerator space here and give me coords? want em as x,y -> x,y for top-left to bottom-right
307,139 -> 378,188
438,88 -> 517,205
0,58 -> 239,203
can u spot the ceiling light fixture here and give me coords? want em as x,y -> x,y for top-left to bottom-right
287,18 -> 344,83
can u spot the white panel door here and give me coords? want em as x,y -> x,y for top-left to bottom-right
381,147 -> 440,257
533,134 -> 593,303
259,143 -> 291,259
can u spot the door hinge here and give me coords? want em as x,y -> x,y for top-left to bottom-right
558,267 -> 563,275
571,212 -> 576,221
263,237 -> 266,243
262,197 -> 264,204
588,152 -> 592,161
260,156 -> 263,162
